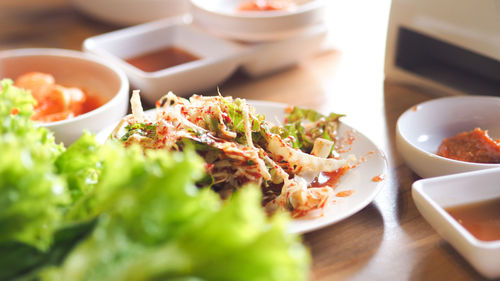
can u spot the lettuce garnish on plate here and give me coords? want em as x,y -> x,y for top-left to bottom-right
277,106 -> 345,153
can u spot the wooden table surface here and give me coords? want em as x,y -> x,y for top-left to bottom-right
0,1 -> 492,280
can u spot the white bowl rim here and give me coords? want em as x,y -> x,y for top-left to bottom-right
397,95 -> 500,168
190,0 -> 325,19
0,48 -> 129,127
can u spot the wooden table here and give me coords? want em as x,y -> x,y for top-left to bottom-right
0,1 -> 491,280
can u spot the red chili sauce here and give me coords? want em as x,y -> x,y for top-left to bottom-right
126,46 -> 200,73
437,128 -> 500,163
445,197 -> 500,242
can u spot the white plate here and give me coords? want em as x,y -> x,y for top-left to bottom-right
97,100 -> 387,233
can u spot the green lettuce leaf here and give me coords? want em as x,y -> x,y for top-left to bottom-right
0,79 -> 82,280
0,137 -> 69,250
120,123 -> 157,142
0,79 -> 35,119
282,106 -> 344,153
0,79 -> 68,251
40,147 -> 309,281
54,131 -> 107,223
221,97 -> 266,141
285,106 -> 344,124
0,219 -> 96,281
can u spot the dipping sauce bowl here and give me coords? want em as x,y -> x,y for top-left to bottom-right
0,48 -> 129,145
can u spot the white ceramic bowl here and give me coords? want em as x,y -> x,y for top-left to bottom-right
0,48 -> 129,145
396,96 -> 500,178
190,0 -> 326,42
412,168 -> 500,279
71,0 -> 189,26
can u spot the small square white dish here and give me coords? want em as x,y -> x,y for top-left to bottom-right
412,168 -> 500,279
83,17 -> 245,102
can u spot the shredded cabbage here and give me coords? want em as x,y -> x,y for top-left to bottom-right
113,91 -> 353,217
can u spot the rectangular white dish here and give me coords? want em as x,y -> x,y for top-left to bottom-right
83,16 -> 327,103
412,168 -> 500,279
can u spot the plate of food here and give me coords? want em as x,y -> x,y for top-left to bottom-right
98,91 -> 387,233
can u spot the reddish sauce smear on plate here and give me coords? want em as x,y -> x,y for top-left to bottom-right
310,167 -> 349,189
310,167 -> 353,200
14,72 -> 103,123
336,190 -> 353,197
437,128 -> 500,163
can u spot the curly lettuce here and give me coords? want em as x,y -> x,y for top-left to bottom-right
0,136 -> 69,250
40,147 -> 309,281
0,79 -> 68,251
0,79 -> 35,120
0,79 -> 310,281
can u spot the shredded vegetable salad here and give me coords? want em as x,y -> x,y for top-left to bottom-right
113,91 -> 354,217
